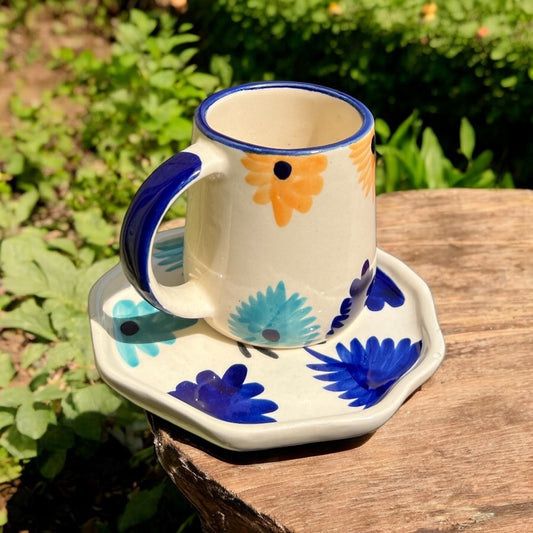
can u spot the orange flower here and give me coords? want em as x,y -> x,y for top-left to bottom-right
349,131 -> 375,199
242,153 -> 327,227
476,26 -> 490,38
328,2 -> 342,15
420,2 -> 437,22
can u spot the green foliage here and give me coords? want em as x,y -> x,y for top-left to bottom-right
375,113 -> 514,193
0,0 -> 518,529
0,4 -> 225,530
188,0 -> 531,186
1,7 -> 230,221
59,8 -> 224,217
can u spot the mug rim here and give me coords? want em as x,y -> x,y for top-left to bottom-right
195,81 -> 374,155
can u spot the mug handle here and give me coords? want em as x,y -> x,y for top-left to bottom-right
119,140 -> 226,318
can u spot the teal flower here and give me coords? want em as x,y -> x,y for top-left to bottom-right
113,299 -> 196,367
153,235 -> 183,272
228,281 -> 320,347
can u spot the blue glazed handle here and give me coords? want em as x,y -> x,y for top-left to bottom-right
119,146 -> 220,318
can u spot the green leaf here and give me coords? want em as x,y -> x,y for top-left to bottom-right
150,70 -> 177,89
74,257 -> 118,303
5,152 -> 25,176
21,343 -> 48,369
210,55 -> 233,87
118,482 -> 165,532
0,352 -> 15,388
37,449 -> 67,479
33,384 -> 68,403
420,128 -> 447,188
375,118 -> 391,143
130,8 -> 158,36
45,341 -> 82,370
73,208 -> 115,247
15,402 -> 56,439
500,75 -> 517,88
32,250 -> 78,301
0,425 -> 38,459
0,230 -> 49,296
187,72 -> 219,92
40,424 -> 75,451
459,118 -> 476,160
0,409 -> 15,431
0,446 -> 23,484
0,298 -> 57,341
47,237 -> 79,257
0,386 -> 33,408
72,383 -> 123,416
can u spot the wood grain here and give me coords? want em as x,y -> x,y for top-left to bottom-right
150,189 -> 533,532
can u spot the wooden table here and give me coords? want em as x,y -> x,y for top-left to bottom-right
149,189 -> 533,532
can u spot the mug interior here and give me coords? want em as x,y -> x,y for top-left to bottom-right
203,85 -> 365,151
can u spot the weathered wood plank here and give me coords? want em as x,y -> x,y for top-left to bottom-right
152,189 -> 533,532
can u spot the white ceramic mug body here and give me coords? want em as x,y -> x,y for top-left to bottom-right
120,81 -> 376,348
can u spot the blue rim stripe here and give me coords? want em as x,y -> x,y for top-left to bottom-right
119,152 -> 202,310
195,81 -> 374,155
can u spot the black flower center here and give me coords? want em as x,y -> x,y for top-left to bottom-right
273,161 -> 292,180
262,329 -> 281,342
120,320 -> 140,336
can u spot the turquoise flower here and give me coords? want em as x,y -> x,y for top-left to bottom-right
153,235 -> 183,272
113,299 -> 196,367
228,281 -> 320,347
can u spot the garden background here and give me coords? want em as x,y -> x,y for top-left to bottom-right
0,0 -> 530,531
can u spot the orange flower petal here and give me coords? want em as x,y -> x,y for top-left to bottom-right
350,131 -> 375,199
241,154 -> 273,172
253,186 -> 272,205
245,172 -> 272,186
270,194 -> 293,227
291,174 -> 324,195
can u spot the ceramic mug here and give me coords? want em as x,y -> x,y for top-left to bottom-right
120,81 -> 376,348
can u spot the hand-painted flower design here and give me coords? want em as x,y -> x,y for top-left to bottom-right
242,153 -> 327,227
228,281 -> 320,347
112,299 -> 197,367
168,363 -> 278,423
306,336 -> 422,408
153,235 -> 184,272
328,260 -> 374,335
350,130 -> 376,199
366,268 -> 405,311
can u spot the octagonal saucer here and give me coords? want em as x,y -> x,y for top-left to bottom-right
89,227 -> 445,451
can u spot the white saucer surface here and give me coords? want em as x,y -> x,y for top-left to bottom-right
89,228 -> 445,451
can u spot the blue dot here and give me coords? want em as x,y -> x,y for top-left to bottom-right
273,161 -> 292,180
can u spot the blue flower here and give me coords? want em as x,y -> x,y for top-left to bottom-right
306,336 -> 422,408
113,299 -> 197,367
365,268 -> 405,311
328,260 -> 373,335
228,281 -> 320,347
153,235 -> 184,272
168,363 -> 278,423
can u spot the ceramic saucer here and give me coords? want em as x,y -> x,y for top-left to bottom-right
89,228 -> 445,451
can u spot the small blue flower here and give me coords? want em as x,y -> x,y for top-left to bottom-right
306,336 -> 422,408
113,299 -> 197,367
228,281 -> 320,347
365,268 -> 405,311
328,260 -> 373,335
168,363 -> 278,423
153,235 -> 184,272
